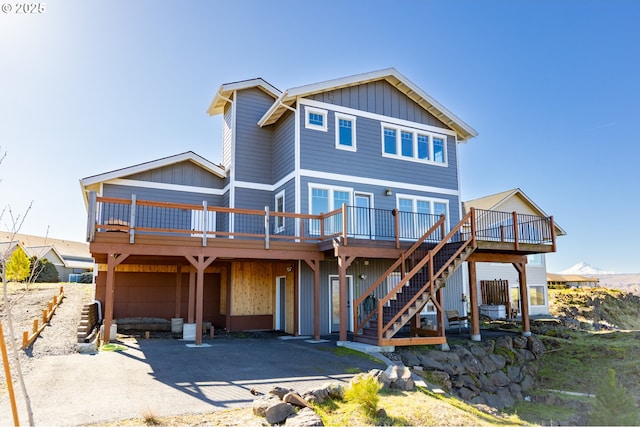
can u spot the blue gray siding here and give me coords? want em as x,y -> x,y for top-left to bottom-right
309,80 -> 448,129
124,160 -> 226,189
234,88 -> 276,184
272,111 -> 295,182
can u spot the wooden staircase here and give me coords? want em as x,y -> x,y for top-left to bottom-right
353,210 -> 477,347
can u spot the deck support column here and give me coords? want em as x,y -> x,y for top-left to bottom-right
103,253 -> 129,342
174,265 -> 182,319
185,255 -> 217,345
467,260 -> 481,341
337,255 -> 355,342
304,259 -> 321,341
513,262 -> 531,336
187,268 -> 196,323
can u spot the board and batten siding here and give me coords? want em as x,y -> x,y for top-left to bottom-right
308,80 -> 449,128
234,88 -> 276,184
495,196 -> 540,216
123,160 -> 226,189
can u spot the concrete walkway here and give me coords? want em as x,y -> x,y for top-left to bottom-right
0,335 -> 386,426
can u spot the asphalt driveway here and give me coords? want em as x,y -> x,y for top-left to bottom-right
0,335 -> 387,426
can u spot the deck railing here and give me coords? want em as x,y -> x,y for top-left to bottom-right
86,193 -> 556,250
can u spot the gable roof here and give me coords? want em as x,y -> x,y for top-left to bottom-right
257,68 -> 478,141
207,78 -> 281,116
463,188 -> 567,236
81,151 -> 225,187
0,233 -> 94,269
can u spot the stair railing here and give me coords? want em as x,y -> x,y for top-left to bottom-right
360,208 -> 476,342
377,209 -> 476,340
353,214 -> 446,336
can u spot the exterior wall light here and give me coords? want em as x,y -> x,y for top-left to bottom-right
385,188 -> 393,196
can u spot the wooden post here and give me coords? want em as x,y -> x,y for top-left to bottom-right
42,309 -> 47,325
393,209 -> 400,249
104,253 -> 129,342
185,255 -> 216,345
468,260 -> 481,341
0,322 -> 20,426
514,262 -> 531,336
512,211 -> 519,251
187,268 -> 195,324
175,266 -> 182,319
22,331 -> 28,348
550,216 -> 557,252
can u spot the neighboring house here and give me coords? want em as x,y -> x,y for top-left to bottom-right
80,68 -> 558,347
0,232 -> 94,282
547,273 -> 598,288
463,189 -> 566,317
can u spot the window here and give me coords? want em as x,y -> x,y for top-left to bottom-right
381,123 -> 447,165
335,113 -> 356,151
305,107 -> 327,131
383,127 -> 397,154
401,131 -> 413,157
527,254 -> 544,266
309,186 -> 352,234
397,195 -> 449,240
530,285 -> 546,306
274,191 -> 285,233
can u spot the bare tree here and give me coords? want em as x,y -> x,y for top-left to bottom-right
0,148 -> 35,426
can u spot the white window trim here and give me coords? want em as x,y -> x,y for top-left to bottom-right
305,106 -> 328,132
396,194 -> 450,240
335,112 -> 357,152
308,183 -> 354,236
274,190 -> 285,233
381,123 -> 449,167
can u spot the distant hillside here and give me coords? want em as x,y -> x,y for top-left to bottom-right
549,287 -> 640,330
559,261 -> 615,275
590,274 -> 640,296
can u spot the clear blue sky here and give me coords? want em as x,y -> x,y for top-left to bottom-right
1,1 -> 638,273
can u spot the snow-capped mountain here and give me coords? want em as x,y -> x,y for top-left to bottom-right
558,261 -> 615,275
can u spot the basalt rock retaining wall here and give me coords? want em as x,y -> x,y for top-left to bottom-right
389,335 -> 545,410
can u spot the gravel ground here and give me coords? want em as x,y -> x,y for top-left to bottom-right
0,282 -> 92,386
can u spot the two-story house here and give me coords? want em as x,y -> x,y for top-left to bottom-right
80,68 -> 557,348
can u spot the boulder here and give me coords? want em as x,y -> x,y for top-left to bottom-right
369,368 -> 391,390
417,354 -> 445,371
265,402 -> 295,424
487,370 -> 510,388
425,349 -> 458,363
269,386 -> 295,399
285,407 -> 324,426
385,365 -> 414,391
457,386 -> 478,400
495,335 -> 513,351
399,350 -> 421,367
469,344 -> 488,359
283,392 -> 312,408
506,365 -> 524,383
252,395 -> 281,417
527,335 -> 546,358
512,335 -> 527,349
414,370 -> 451,390
496,387 -> 516,408
303,387 -> 329,404
487,353 -> 507,371
323,382 -> 344,399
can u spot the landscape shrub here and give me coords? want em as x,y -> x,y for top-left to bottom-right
588,368 -> 640,426
344,373 -> 382,417
33,260 -> 59,283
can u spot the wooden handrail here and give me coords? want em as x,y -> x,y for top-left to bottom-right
353,214 -> 447,335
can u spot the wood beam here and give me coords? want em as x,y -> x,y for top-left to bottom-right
185,255 -> 217,345
304,259 -> 321,341
103,253 -> 129,342
338,255 -> 356,342
174,265 -> 182,319
467,252 -> 527,264
188,268 -> 195,323
513,262 -> 531,336
467,260 -> 481,341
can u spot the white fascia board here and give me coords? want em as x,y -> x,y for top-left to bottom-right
209,78 -> 281,116
286,68 -> 397,97
300,169 -> 460,197
233,171 -> 296,193
80,152 -> 226,187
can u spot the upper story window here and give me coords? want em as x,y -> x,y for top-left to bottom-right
382,123 -> 448,165
305,107 -> 328,132
335,113 -> 356,151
